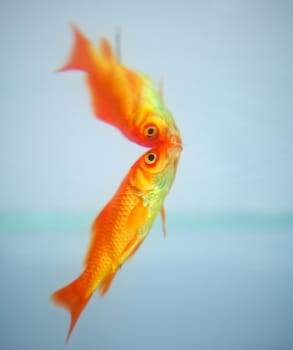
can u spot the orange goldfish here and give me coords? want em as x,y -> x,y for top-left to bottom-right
58,24 -> 182,147
51,143 -> 182,341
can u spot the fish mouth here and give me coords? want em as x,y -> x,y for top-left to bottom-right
167,132 -> 183,149
168,134 -> 183,151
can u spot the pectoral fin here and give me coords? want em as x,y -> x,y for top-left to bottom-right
125,201 -> 149,236
160,206 -> 167,237
119,202 -> 149,264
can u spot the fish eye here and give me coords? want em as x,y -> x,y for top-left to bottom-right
144,125 -> 158,138
144,152 -> 157,165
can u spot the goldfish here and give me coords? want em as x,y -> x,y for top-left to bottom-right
51,143 -> 182,341
58,24 -> 182,147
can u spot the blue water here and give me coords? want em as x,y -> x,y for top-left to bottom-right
1,212 -> 293,350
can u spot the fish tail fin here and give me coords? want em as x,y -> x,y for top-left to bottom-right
57,23 -> 96,73
50,278 -> 91,343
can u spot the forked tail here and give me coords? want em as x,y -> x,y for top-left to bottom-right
57,24 -> 97,73
51,278 -> 91,342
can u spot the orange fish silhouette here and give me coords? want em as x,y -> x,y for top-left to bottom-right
59,24 -> 182,147
51,143 -> 181,341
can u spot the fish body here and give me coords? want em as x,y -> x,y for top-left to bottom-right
51,143 -> 182,341
59,24 -> 182,147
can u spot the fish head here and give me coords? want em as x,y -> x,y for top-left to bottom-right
129,81 -> 182,148
129,143 -> 182,193
133,109 -> 182,148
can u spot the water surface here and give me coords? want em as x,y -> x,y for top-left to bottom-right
1,211 -> 292,350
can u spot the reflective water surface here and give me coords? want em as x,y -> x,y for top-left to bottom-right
1,212 -> 292,350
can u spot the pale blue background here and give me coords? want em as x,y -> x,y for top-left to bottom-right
0,1 -> 293,349
1,0 -> 293,212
